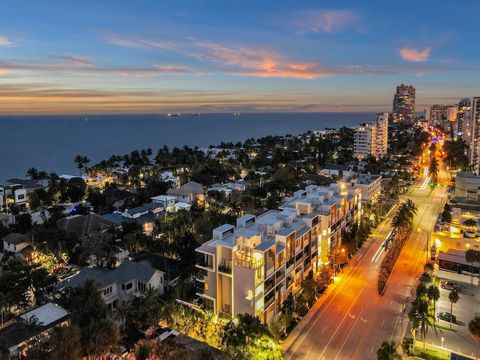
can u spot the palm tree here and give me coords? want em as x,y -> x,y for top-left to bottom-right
376,340 -> 401,360
409,298 -> 430,348
26,167 -> 40,180
429,157 -> 439,182
448,289 -> 460,329
74,155 -> 90,176
427,285 -> 440,319
466,249 -> 477,284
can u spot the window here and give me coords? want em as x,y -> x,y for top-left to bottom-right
103,286 -> 112,296
137,281 -> 147,293
204,282 -> 209,291
122,282 -> 133,291
17,194 -> 25,200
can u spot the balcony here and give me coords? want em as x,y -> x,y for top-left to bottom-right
196,254 -> 214,271
218,259 -> 232,275
234,253 -> 264,270
276,269 -> 285,282
264,277 -> 275,294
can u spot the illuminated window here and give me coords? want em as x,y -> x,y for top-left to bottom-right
205,283 -> 209,291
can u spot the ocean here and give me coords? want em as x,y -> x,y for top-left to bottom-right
0,112 -> 374,182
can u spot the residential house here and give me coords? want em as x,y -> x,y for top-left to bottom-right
103,188 -> 137,210
130,252 -> 182,290
1,184 -> 27,210
150,195 -> 192,212
2,233 -> 32,258
166,181 -> 204,205
0,303 -> 70,357
56,213 -> 120,238
56,259 -> 165,308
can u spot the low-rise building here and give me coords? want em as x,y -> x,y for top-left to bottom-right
167,181 -> 204,205
0,184 -> 27,210
2,233 -> 32,257
56,259 -> 165,308
56,213 -> 120,239
194,181 -> 361,323
348,174 -> 382,204
0,303 -> 70,357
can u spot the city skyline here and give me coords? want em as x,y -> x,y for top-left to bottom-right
1,0 -> 480,114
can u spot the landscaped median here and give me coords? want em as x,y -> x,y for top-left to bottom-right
377,200 -> 418,295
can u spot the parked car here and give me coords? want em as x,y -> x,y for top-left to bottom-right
440,281 -> 459,291
464,231 -> 477,238
437,312 -> 456,323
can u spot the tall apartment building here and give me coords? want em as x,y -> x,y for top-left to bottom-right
353,113 -> 388,160
457,98 -> 471,138
195,182 -> 361,323
392,84 -> 415,122
462,97 -> 480,174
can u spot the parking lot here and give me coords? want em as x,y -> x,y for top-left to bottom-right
424,271 -> 480,358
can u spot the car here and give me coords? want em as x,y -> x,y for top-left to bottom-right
440,281 -> 458,291
437,312 -> 456,323
464,231 -> 477,238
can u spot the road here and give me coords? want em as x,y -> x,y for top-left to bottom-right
283,169 -> 448,359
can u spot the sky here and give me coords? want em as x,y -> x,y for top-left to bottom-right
0,0 -> 479,114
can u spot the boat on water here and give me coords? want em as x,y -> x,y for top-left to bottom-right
233,112 -> 240,116
167,112 -> 200,117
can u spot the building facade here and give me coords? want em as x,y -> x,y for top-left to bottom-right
454,172 -> 480,202
354,113 -> 388,160
194,182 -> 361,323
392,84 -> 415,122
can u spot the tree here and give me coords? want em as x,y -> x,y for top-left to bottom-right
376,340 -> 401,360
416,283 -> 427,299
424,262 -> 434,277
74,155 -> 90,176
468,316 -> 480,345
59,279 -> 119,357
463,218 -> 477,229
127,288 -> 165,331
48,325 -> 82,360
222,314 -> 281,360
465,249 -> 478,284
408,299 -> 430,348
448,289 -> 459,329
268,315 -> 286,342
427,285 -> 440,318
26,167 -> 40,180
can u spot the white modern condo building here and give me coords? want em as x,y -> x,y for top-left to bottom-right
354,113 -> 389,160
195,181 -> 361,323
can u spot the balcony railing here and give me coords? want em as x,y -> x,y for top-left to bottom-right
234,254 -> 264,270
218,259 -> 232,274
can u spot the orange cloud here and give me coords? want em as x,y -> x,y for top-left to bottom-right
0,36 -> 13,47
400,47 -> 431,62
292,10 -> 357,34
190,41 -> 387,79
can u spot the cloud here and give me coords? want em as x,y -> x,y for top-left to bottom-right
103,34 -> 174,50
291,10 -> 358,34
400,47 -> 431,62
52,54 -> 96,67
190,41 -> 389,79
0,58 -> 193,77
0,36 -> 14,47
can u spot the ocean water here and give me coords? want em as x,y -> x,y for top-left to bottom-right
0,112 -> 374,182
